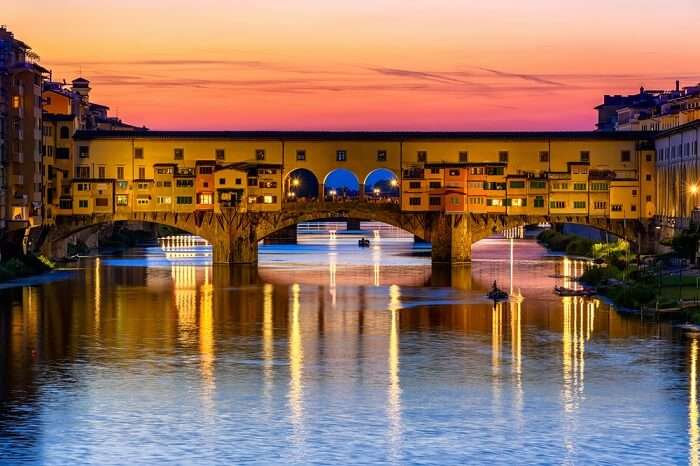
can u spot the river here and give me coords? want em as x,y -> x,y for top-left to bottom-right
0,236 -> 695,465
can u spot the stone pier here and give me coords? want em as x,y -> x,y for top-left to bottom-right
429,214 -> 472,263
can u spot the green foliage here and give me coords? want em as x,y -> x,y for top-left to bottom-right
0,254 -> 55,283
591,240 -> 629,259
671,229 -> 700,260
606,284 -> 656,309
537,229 -> 594,257
580,265 -> 623,286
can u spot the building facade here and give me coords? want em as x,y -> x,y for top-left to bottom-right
0,26 -> 47,235
62,130 -> 656,223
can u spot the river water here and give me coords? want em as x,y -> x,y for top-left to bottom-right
0,236 -> 695,465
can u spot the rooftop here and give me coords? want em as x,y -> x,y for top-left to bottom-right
74,129 -> 656,141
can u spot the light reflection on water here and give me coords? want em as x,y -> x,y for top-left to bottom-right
0,236 -> 696,465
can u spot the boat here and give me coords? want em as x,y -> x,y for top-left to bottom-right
554,286 -> 596,297
358,238 -> 370,247
487,281 -> 509,302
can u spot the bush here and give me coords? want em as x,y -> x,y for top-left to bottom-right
581,265 -> 623,286
607,284 -> 655,308
565,238 -> 593,257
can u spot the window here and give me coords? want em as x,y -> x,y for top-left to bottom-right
77,183 -> 90,191
136,197 -> 150,206
631,204 -> 637,212
137,182 -> 149,190
611,204 -> 622,212
259,181 -> 277,188
219,178 -> 226,185
429,181 -> 441,189
430,167 -> 440,174
216,149 -> 225,161
59,199 -> 73,209
594,201 -> 607,209
176,196 -> 193,204
574,183 -> 587,191
117,181 -> 128,190
486,166 -> 504,176
79,146 -> 89,158
95,198 -> 109,207
134,147 -> 144,159
539,151 -> 549,162
376,150 -> 387,162
296,150 -> 306,161
176,179 -> 194,188
98,166 -> 106,179
534,196 -> 545,208
78,199 -> 89,209
632,189 -> 637,196
156,167 -> 174,175
174,148 -> 184,160
580,151 -> 590,163
76,166 -> 90,178
336,150 -> 347,162
197,193 -> 213,205
235,178 -> 242,185
448,169 -> 460,176
509,181 -> 525,189
117,166 -> 125,180
621,150 -> 631,162
552,182 -> 568,190
646,195 -> 652,202
256,149 -> 266,160
59,126 -> 70,139
429,196 -> 441,206
417,151 -> 427,163
199,166 -> 214,174
157,196 -> 172,205
263,195 -> 276,204
590,182 -> 608,191
510,198 -> 526,207
573,201 -> 586,209
116,195 -> 128,206
499,151 -> 508,163
459,151 -> 469,163
56,147 -> 70,159
486,199 -> 503,207
138,167 -> 146,179
530,180 -> 546,189
646,174 -> 652,181
409,181 -> 421,189
550,201 -> 565,209
646,153 -> 653,162
409,197 -> 421,206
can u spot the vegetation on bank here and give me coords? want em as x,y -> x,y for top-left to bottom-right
0,254 -> 55,283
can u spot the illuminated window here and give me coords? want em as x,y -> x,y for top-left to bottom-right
158,196 -> 172,205
263,195 -> 276,204
486,199 -> 503,207
116,195 -> 128,206
12,96 -> 20,108
198,193 -> 213,205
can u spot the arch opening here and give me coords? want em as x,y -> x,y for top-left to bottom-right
364,168 -> 399,203
323,168 -> 360,201
284,168 -> 320,202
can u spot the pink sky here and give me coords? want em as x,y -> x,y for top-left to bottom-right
6,0 -> 700,130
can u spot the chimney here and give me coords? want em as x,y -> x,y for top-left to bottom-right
676,80 -> 680,92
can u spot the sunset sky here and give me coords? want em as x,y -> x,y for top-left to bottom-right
6,0 -> 700,131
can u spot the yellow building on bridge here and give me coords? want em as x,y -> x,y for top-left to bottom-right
48,130 -> 656,223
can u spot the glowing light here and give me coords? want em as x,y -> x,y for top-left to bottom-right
329,189 -> 337,196
690,338 -> 699,466
373,188 -> 381,195
691,185 -> 699,195
390,179 -> 398,187
292,178 -> 300,187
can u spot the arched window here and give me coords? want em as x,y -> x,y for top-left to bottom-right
59,126 -> 70,139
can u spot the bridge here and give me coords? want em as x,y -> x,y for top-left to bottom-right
41,200 -> 655,264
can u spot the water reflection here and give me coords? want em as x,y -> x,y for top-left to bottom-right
0,238 -> 693,464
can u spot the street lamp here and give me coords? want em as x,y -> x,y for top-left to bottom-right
373,187 -> 381,196
390,179 -> 398,187
292,178 -> 300,187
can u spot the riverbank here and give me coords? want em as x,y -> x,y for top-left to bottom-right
0,254 -> 55,284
